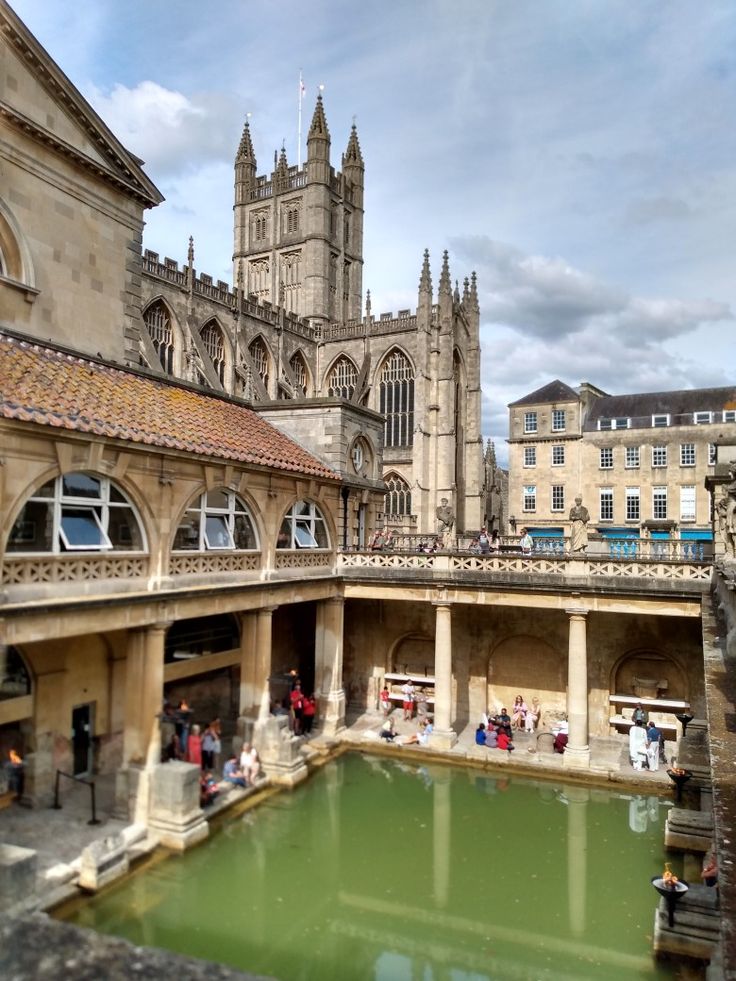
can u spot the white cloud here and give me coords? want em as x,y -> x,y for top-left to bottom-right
85,81 -> 237,175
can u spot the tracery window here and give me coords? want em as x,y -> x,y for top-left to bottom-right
144,300 -> 174,374
7,473 -> 145,553
286,206 -> 300,234
201,320 -> 226,384
249,337 -> 270,389
326,356 -> 357,399
277,501 -> 329,549
379,350 -> 414,447
253,213 -> 268,241
289,351 -> 307,393
384,472 -> 412,517
173,490 -> 258,551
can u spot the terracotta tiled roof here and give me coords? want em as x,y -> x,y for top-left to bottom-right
0,334 -> 339,480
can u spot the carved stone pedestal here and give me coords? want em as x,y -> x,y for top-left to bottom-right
147,762 -> 208,851
255,717 -> 308,787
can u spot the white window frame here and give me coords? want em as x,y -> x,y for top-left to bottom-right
524,412 -> 538,434
613,417 -> 630,430
175,490 -> 259,552
551,485 -> 564,512
709,443 -> 717,466
523,446 -> 537,468
680,443 -> 696,467
552,409 -> 566,432
551,445 -> 565,466
599,447 -> 613,469
599,487 -> 613,521
694,411 -> 713,425
652,486 -> 667,520
625,487 -> 640,521
522,485 -> 536,512
651,445 -> 667,468
279,500 -> 330,549
9,473 -> 145,554
625,446 -> 640,469
598,419 -> 612,431
680,486 -> 696,522
724,411 -> 736,423
59,507 -> 112,551
652,414 -> 669,428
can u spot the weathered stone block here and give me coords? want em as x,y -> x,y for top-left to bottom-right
79,833 -> 129,892
0,843 -> 38,914
148,762 -> 208,851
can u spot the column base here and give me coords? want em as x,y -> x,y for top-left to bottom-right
428,728 -> 457,751
320,689 -> 346,737
563,746 -> 591,769
255,716 -> 309,786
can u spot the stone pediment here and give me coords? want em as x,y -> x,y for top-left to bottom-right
0,3 -> 162,207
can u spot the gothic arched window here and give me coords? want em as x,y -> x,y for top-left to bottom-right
384,473 -> 412,517
7,473 -> 146,553
201,320 -> 226,384
289,351 -> 308,394
327,356 -> 357,399
249,337 -> 270,389
144,300 -> 174,374
379,349 -> 414,447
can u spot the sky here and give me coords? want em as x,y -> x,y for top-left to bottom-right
11,0 -> 736,464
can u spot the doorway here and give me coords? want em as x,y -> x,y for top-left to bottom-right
71,703 -> 94,776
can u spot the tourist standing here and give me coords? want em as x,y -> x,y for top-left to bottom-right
401,679 -> 415,721
646,721 -> 662,771
187,724 -> 203,768
629,719 -> 648,770
302,694 -> 316,734
380,684 -> 391,716
290,682 -> 305,734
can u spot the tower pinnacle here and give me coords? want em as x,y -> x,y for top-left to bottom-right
439,250 -> 451,296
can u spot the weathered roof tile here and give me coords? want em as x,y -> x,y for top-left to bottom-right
0,334 -> 339,481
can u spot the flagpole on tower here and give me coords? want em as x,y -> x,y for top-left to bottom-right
297,70 -> 305,168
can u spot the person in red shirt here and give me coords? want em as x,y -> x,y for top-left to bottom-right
290,682 -> 305,735
302,694 -> 316,734
380,685 -> 391,717
497,731 -> 515,752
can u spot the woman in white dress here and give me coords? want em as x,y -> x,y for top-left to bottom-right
629,719 -> 648,770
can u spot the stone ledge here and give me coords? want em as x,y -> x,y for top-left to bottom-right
0,913 -> 271,980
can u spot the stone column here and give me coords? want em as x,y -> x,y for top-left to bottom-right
122,623 -> 167,766
116,622 -> 167,821
564,609 -> 590,768
255,607 -> 276,722
316,596 -> 346,736
430,601 -> 456,749
237,612 -> 258,743
432,772 -> 451,908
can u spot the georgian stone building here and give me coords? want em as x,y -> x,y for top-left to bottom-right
508,380 -> 736,547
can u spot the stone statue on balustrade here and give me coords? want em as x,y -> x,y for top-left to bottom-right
717,465 -> 736,560
436,497 -> 455,548
568,496 -> 590,552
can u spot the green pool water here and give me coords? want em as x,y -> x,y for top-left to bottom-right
61,754 -> 680,980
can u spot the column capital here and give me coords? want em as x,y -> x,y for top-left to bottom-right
258,606 -> 278,616
431,600 -> 453,610
565,608 -> 588,618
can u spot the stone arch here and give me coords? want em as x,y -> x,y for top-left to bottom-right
375,346 -> 415,448
0,196 -> 36,288
142,296 -> 183,376
171,485 -> 262,552
323,354 -> 359,399
487,634 -> 566,719
248,333 -> 274,390
610,648 -> 688,701
389,633 -> 434,677
383,470 -> 412,518
288,348 -> 312,395
200,317 -> 231,386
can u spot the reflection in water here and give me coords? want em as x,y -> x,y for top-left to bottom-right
61,755 -> 677,980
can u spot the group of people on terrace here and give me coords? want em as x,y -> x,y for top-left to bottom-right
628,706 -> 665,771
270,673 -> 317,736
